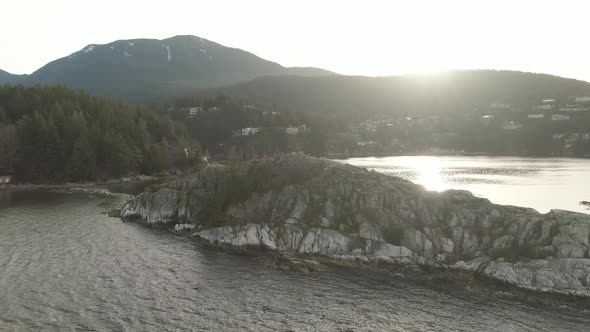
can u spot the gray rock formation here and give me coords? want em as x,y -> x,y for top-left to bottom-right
121,155 -> 590,296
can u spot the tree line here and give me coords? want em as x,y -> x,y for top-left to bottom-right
0,85 -> 202,183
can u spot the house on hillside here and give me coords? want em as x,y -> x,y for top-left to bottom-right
565,134 -> 580,149
559,105 -> 587,112
534,104 -> 553,112
232,127 -> 260,136
552,114 -> 571,121
489,102 -> 511,111
262,111 -> 281,118
0,174 -> 12,185
527,114 -> 545,119
286,126 -> 299,135
503,121 -> 523,130
356,141 -> 377,147
181,106 -> 204,117
480,115 -> 495,126
285,124 -> 311,135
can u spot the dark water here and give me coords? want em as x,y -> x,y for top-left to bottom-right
1,191 -> 590,331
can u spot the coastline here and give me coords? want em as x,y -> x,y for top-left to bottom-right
155,227 -> 590,309
0,175 -> 168,193
327,151 -> 590,160
119,155 -> 590,299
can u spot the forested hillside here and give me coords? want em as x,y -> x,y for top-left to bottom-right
186,71 -> 590,158
0,85 -> 202,183
211,70 -> 590,115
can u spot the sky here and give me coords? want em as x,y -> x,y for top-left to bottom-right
2,0 -> 590,81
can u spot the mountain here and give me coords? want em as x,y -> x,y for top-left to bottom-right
5,35 -> 335,102
286,67 -> 336,77
210,70 -> 590,114
0,69 -> 26,84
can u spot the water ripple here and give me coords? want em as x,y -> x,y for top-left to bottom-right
0,191 -> 589,331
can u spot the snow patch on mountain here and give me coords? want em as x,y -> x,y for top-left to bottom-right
83,45 -> 96,54
163,44 -> 172,62
200,49 -> 214,60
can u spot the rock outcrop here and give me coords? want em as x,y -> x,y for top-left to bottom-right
121,155 -> 590,296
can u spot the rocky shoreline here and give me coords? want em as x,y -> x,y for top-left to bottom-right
0,175 -> 161,193
120,155 -> 590,298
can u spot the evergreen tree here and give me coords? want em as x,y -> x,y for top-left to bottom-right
66,134 -> 96,181
227,146 -> 240,171
101,133 -> 142,178
0,124 -> 18,172
37,115 -> 64,180
185,140 -> 203,167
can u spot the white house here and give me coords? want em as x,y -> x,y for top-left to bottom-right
527,114 -> 545,119
559,105 -> 587,112
534,105 -> 553,111
233,127 -> 260,136
286,126 -> 299,135
0,175 -> 12,184
182,106 -> 204,117
285,124 -> 310,135
565,134 -> 580,148
552,114 -> 571,121
503,121 -> 523,130
490,102 -> 511,109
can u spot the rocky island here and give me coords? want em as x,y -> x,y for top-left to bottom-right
120,155 -> 590,297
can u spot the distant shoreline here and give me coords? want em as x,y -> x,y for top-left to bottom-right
328,152 -> 590,160
0,175 -> 163,193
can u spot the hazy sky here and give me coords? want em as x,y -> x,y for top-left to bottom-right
2,0 -> 590,81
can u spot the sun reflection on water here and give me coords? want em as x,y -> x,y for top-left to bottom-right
412,157 -> 447,191
338,156 -> 590,214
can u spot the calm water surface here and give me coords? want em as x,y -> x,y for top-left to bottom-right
1,190 -> 589,331
338,156 -> 590,214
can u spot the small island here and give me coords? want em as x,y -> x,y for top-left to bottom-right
120,154 -> 590,297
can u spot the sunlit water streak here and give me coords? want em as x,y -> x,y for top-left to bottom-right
336,156 -> 590,214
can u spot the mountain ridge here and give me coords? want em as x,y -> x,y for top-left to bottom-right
2,35 -> 589,110
0,69 -> 26,84
0,35 -> 336,102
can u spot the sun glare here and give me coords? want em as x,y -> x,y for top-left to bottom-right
414,158 -> 447,192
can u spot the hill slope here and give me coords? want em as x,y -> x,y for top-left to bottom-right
211,70 -> 590,114
0,69 -> 26,84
